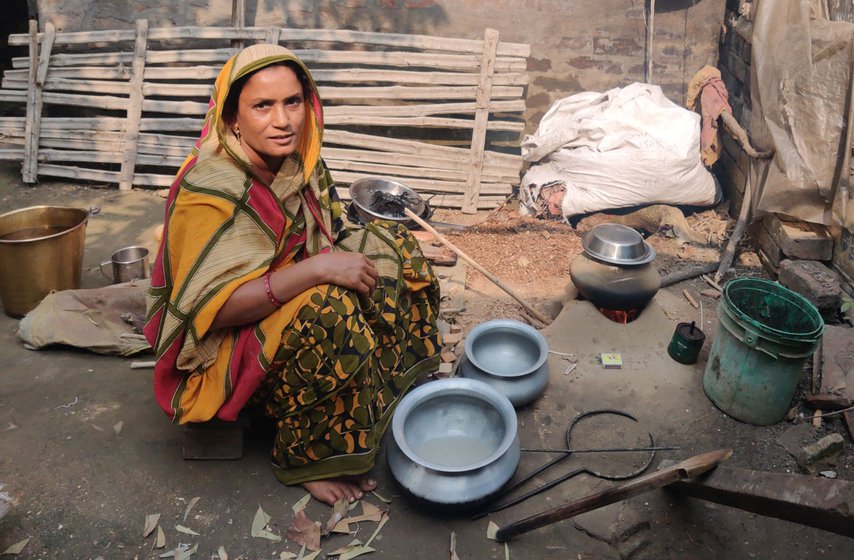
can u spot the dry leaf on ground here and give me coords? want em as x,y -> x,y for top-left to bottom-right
143,513 -> 160,538
183,496 -> 200,522
291,493 -> 311,513
486,521 -> 499,540
287,509 -> 322,551
450,531 -> 461,560
155,526 -> 166,548
1,538 -> 30,555
251,505 -> 283,543
324,498 -> 348,535
175,524 -> 199,536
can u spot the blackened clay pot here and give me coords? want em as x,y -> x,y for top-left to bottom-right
569,252 -> 661,311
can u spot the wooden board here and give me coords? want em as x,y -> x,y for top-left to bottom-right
0,21 -> 529,208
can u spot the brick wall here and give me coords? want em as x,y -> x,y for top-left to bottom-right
714,0 -> 752,214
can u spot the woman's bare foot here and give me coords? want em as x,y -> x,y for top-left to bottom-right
302,475 -> 376,506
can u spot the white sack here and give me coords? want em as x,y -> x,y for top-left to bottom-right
521,82 -> 719,218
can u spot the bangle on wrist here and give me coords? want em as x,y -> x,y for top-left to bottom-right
263,271 -> 284,307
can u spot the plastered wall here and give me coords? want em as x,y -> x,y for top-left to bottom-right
34,0 -> 725,133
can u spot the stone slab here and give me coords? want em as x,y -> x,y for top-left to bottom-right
821,324 -> 854,398
764,214 -> 833,261
778,259 -> 843,314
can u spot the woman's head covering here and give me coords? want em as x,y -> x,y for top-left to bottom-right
179,43 -> 325,188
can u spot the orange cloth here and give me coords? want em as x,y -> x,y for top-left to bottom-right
686,65 -> 733,166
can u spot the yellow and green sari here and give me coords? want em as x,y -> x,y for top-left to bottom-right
144,44 -> 441,484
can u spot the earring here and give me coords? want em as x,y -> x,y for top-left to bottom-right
234,128 -> 241,143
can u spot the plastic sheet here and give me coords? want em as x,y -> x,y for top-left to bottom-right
751,0 -> 854,227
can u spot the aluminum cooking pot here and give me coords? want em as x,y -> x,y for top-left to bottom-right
458,319 -> 549,407
387,378 -> 520,508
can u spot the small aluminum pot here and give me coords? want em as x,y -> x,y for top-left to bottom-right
458,319 -> 549,407
387,378 -> 520,508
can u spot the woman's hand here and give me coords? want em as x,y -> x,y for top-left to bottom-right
309,252 -> 379,295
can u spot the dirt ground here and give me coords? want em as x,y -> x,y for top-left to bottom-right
0,165 -> 852,559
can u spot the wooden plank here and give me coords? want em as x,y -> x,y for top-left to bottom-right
324,157 -> 516,185
265,25 -> 280,46
23,21 -> 55,183
323,129 -> 521,167
231,0 -> 245,49
119,19 -> 149,191
7,26 -> 531,58
20,20 -> 38,183
330,169 -> 511,195
23,86 -> 518,112
37,163 -> 174,187
12,49 -> 527,73
463,28 -> 499,213
4,66 -> 528,86
325,114 -> 523,132
323,99 -> 525,118
0,116 -> 205,132
321,146 -> 520,177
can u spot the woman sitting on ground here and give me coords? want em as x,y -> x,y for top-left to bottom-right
144,44 -> 441,505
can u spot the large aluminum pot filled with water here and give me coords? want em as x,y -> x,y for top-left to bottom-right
0,206 -> 90,317
387,378 -> 520,508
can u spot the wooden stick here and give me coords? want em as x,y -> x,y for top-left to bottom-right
403,207 -> 551,325
130,360 -> 156,369
119,19 -> 148,191
645,0 -> 655,84
700,274 -> 723,292
495,449 -> 733,542
682,289 -> 699,309
462,28 -> 499,214
714,158 -> 763,284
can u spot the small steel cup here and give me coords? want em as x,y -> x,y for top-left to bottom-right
100,246 -> 150,284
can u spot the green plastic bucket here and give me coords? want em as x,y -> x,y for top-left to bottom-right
703,277 -> 824,425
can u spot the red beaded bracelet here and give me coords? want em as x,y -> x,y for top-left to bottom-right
263,271 -> 284,307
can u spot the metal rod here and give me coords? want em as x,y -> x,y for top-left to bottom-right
520,446 -> 679,454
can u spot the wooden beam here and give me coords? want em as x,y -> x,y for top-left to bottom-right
119,19 -> 149,191
231,0 -> 245,49
23,21 -> 55,183
6,26 -> 531,58
12,49 -> 527,73
265,25 -> 280,46
462,28 -> 499,213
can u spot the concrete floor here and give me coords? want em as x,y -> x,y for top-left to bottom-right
0,165 -> 852,559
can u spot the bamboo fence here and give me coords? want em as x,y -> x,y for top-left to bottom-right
0,21 -> 530,212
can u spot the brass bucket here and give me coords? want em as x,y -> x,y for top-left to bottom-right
0,206 -> 90,317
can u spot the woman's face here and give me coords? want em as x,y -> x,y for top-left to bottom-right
233,64 -> 306,174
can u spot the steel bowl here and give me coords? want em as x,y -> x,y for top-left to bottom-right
387,378 -> 520,507
582,223 -> 655,266
348,178 -> 428,224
